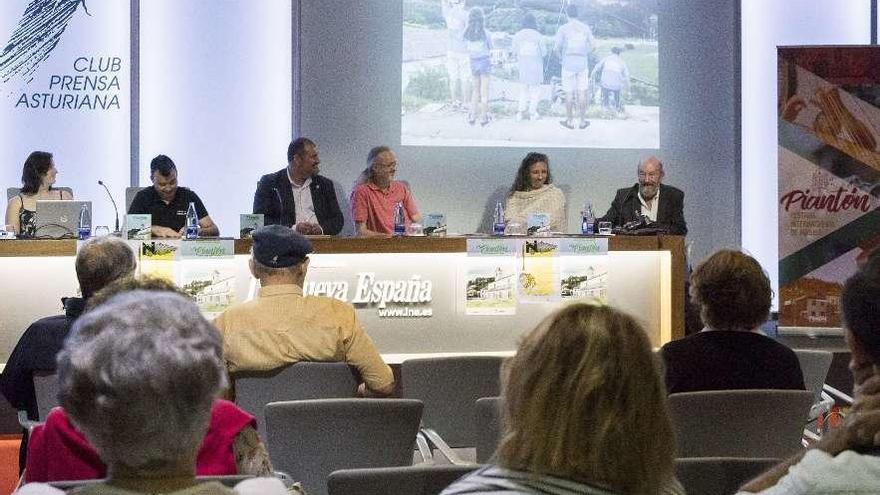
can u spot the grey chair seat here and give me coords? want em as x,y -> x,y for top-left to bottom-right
675,457 -> 780,495
669,389 -> 814,458
233,362 -> 359,439
7,187 -> 73,201
18,371 -> 59,431
474,396 -> 503,464
402,356 -> 503,451
328,465 -> 479,495
265,398 -> 423,495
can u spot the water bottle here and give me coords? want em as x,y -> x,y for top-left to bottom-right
393,201 -> 406,236
185,202 -> 199,240
581,202 -> 595,235
77,204 -> 91,240
493,202 -> 505,236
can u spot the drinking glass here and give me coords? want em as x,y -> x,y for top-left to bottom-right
598,221 -> 613,235
409,223 -> 424,236
94,225 -> 110,237
505,221 -> 526,236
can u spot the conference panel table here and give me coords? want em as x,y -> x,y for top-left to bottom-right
0,235 -> 685,362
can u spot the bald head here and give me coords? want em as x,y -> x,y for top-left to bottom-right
75,236 -> 137,298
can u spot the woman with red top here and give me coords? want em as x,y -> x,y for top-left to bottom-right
17,291 -> 291,494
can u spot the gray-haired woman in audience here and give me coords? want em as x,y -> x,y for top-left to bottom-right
16,291 -> 288,495
442,303 -> 682,495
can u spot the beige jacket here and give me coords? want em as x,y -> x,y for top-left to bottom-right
213,284 -> 394,394
504,184 -> 567,232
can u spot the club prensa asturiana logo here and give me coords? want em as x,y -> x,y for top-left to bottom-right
0,0 -> 91,83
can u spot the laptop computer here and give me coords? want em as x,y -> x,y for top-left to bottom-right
34,200 -> 92,239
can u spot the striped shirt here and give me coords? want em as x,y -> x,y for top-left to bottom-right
440,465 -> 616,495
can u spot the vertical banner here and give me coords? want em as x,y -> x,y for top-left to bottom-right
0,0 -> 131,230
777,47 -> 880,330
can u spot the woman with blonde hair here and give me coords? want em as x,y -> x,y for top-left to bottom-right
443,303 -> 680,495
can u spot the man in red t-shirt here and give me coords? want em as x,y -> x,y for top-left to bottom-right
350,146 -> 421,236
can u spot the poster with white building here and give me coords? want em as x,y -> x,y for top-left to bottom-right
465,264 -> 517,315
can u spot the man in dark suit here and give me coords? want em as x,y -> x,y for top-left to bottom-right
253,138 -> 344,235
599,156 -> 687,235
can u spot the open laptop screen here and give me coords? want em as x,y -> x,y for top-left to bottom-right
34,200 -> 91,239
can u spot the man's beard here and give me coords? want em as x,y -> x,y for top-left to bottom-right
640,183 -> 658,200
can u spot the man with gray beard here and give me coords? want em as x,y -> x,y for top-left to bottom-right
599,156 -> 687,235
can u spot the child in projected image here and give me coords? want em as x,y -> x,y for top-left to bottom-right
442,0 -> 471,110
463,7 -> 492,126
591,46 -> 630,114
512,12 -> 546,122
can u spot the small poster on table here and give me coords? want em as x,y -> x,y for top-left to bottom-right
125,214 -> 151,240
423,213 -> 447,236
527,212 -> 550,235
240,214 -> 264,239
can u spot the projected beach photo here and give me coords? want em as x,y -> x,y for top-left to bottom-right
402,0 -> 658,148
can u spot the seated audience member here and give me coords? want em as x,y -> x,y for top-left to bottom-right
350,146 -> 421,236
23,276 -> 276,484
0,236 -> 135,471
442,303 -> 682,495
127,155 -> 220,238
739,250 -> 880,494
661,250 -> 805,394
598,156 -> 687,235
16,292 -> 289,495
504,152 -> 567,232
253,137 -> 344,235
5,151 -> 73,237
214,225 -> 394,395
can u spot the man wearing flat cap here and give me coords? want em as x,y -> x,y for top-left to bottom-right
213,225 -> 394,395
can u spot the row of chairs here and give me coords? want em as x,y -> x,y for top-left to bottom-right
19,351 -> 835,494
323,457 -> 781,495
233,356 -> 504,458
42,458 -> 779,495
237,393 -> 805,495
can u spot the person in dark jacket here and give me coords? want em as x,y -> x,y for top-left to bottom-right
252,138 -> 344,235
0,236 -> 135,471
599,156 -> 687,235
661,249 -> 805,394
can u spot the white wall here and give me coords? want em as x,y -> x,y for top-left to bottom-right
138,0 -> 292,235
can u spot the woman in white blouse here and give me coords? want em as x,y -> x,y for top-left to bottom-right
504,152 -> 566,232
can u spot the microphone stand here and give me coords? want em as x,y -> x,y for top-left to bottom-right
97,180 -> 120,235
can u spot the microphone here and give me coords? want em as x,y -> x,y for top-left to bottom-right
97,180 -> 120,234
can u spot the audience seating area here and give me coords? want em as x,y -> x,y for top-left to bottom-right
4,349 -> 844,494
